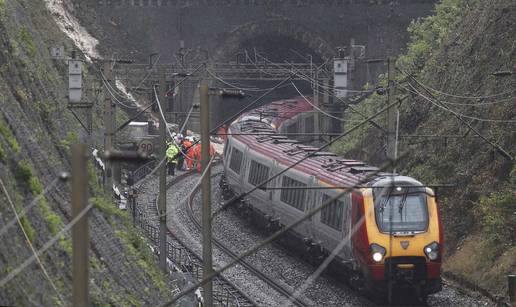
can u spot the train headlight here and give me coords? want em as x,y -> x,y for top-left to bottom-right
370,243 -> 386,263
424,242 -> 440,261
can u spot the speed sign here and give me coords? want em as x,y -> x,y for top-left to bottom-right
138,139 -> 154,156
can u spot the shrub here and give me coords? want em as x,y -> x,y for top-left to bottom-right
20,216 -> 36,243
19,27 -> 37,58
0,121 -> 20,153
15,160 -> 33,184
60,131 -> 78,152
477,187 -> 516,257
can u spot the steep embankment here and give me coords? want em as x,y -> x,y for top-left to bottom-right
332,0 -> 515,300
0,0 -> 173,305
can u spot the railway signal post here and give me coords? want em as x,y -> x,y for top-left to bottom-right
200,77 -> 214,307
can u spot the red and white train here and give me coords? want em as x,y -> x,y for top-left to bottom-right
222,97 -> 443,301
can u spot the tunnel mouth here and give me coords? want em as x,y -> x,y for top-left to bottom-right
210,33 -> 326,129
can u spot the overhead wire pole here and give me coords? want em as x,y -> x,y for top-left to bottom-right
103,61 -> 114,194
71,143 -> 89,307
199,66 -> 214,307
386,56 -> 397,168
158,65 -> 168,272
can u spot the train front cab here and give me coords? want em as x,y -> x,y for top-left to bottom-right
351,179 -> 443,300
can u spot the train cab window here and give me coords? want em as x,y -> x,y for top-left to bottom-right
229,147 -> 244,174
373,187 -> 429,233
320,194 -> 345,231
280,176 -> 306,211
248,160 -> 270,190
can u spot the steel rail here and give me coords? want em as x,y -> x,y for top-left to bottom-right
128,161 -> 257,307
185,172 -> 311,307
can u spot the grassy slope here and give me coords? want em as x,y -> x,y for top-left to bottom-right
0,0 -> 171,305
331,0 -> 515,298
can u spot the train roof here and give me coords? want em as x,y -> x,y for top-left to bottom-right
229,97 -> 424,189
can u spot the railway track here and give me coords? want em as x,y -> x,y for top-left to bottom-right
184,170 -> 311,307
130,163 -> 258,307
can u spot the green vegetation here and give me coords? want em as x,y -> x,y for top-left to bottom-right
330,0 -> 515,296
92,196 -> 123,221
0,145 -> 5,161
59,131 -> 78,152
35,100 -> 55,127
116,229 -> 168,293
476,186 -> 516,259
19,215 -> 36,243
397,0 -> 468,72
14,160 -> 33,185
88,162 -> 103,196
19,27 -> 37,58
0,121 -> 20,153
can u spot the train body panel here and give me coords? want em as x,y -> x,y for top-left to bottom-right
222,97 -> 443,300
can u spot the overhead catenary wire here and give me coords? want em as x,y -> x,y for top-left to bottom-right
402,72 -> 514,161
0,177 -> 65,304
206,69 -> 291,92
405,75 -> 516,100
402,84 -> 516,123
153,85 -> 195,161
291,81 -> 363,122
212,97 -> 401,218
252,52 -> 386,132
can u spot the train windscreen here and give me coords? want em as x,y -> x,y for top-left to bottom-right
373,187 -> 429,233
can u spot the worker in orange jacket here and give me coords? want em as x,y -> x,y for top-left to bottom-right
195,143 -> 216,173
185,138 -> 196,170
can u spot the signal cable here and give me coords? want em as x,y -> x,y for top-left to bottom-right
0,177 -> 65,303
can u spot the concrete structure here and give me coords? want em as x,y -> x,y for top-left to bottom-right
73,0 -> 436,129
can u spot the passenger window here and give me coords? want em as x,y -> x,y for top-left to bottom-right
320,194 -> 346,231
305,116 -> 314,133
280,176 -> 306,211
248,160 -> 270,190
229,148 -> 244,174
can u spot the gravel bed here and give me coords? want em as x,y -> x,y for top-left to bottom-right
201,173 -> 369,307
162,166 -> 286,306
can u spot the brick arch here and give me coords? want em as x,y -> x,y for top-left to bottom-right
212,18 -> 336,62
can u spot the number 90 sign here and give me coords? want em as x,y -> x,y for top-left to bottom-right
138,140 -> 154,156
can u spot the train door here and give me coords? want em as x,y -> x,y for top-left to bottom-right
225,139 -> 246,195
